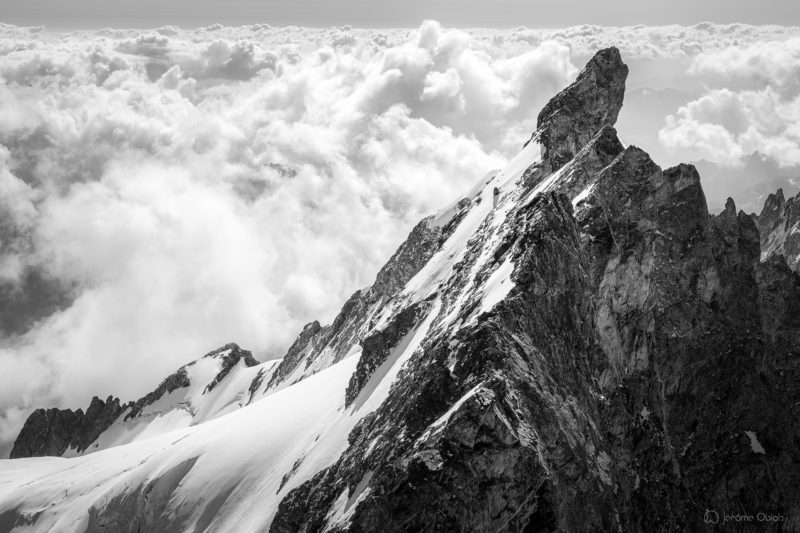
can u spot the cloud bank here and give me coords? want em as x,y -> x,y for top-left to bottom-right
659,37 -> 800,166
0,20 -> 799,451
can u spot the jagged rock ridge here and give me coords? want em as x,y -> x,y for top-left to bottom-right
3,47 -> 799,533
263,215 -> 448,393
755,187 -> 800,273
9,396 -> 125,459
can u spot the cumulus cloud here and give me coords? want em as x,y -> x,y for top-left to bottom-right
689,36 -> 800,96
0,20 -> 799,452
0,20 -> 580,447
661,56 -> 800,166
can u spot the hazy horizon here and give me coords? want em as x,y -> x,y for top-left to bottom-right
3,0 -> 800,31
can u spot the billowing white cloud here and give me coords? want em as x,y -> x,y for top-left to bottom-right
0,20 -> 577,447
689,36 -> 800,96
657,34 -> 800,167
0,20 -> 799,452
660,87 -> 800,167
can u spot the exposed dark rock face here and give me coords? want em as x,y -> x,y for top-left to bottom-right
248,368 -> 266,402
271,48 -> 800,532
372,216 -> 444,297
758,188 -> 786,233
344,298 -> 433,407
10,396 -> 125,458
265,320 -> 324,388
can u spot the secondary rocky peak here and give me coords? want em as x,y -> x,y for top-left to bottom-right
724,196 -> 737,215
202,342 -> 258,364
203,343 -> 260,393
756,187 -> 800,272
531,46 -> 628,170
772,187 -> 786,208
758,187 -> 787,227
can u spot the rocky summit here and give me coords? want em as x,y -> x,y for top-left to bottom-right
2,48 -> 799,533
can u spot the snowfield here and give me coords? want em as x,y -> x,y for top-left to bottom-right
1,354 -> 358,531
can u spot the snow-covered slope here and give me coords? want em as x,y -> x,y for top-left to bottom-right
69,348 -> 278,457
4,47 -> 800,532
0,354 -> 357,531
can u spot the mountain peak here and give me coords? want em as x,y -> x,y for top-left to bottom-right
530,46 -> 628,170
725,196 -> 737,215
7,47 -> 800,533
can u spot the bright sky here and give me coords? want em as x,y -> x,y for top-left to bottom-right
3,0 -> 799,29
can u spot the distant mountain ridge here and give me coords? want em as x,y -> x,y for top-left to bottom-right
694,152 -> 800,214
11,343 -> 265,459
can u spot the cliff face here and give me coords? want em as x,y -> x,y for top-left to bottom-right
4,48 -> 800,533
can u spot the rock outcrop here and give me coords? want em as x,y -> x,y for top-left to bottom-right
10,396 -> 125,458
